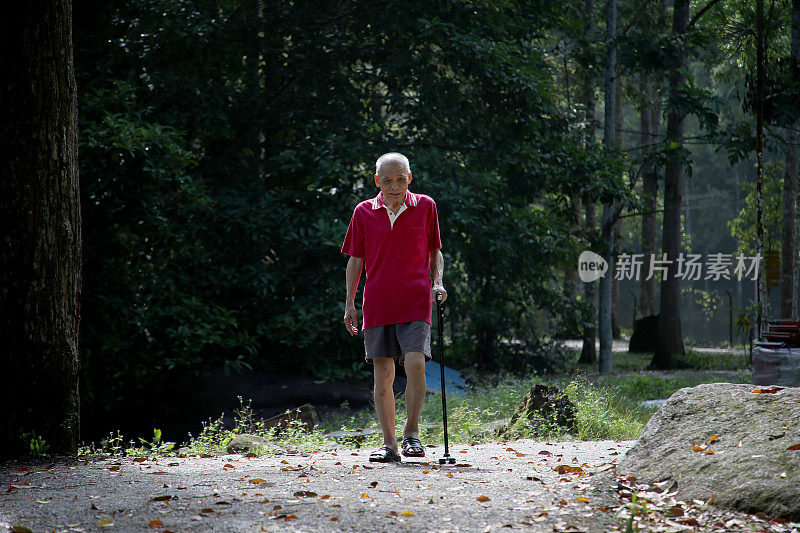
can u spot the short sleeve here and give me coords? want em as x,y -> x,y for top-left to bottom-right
341,207 -> 365,258
428,200 -> 442,251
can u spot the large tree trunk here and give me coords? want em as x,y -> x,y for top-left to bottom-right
579,0 -> 598,365
651,0 -> 689,369
781,0 -> 800,319
0,0 -> 81,457
599,0 -> 617,374
639,73 -> 658,317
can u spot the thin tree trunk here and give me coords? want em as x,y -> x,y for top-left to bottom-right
566,193 -> 583,337
581,200 -> 598,364
651,0 -> 689,369
599,0 -> 617,374
612,81 -> 623,339
639,73 -> 657,317
0,0 -> 81,456
781,0 -> 800,319
755,0 -> 767,333
579,0 -> 598,365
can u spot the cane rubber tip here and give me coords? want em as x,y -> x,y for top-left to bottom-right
439,456 -> 456,464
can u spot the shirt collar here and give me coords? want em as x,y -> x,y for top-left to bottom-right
372,190 -> 418,210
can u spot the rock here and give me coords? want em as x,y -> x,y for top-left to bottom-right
629,314 -> 659,353
263,404 -> 319,434
639,399 -> 667,409
499,385 -> 576,437
471,418 -> 511,439
226,433 -> 285,455
618,383 -> 800,520
753,345 -> 800,386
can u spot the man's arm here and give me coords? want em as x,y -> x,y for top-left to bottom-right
344,256 -> 363,335
430,249 -> 447,302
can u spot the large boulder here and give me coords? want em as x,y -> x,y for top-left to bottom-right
618,383 -> 800,520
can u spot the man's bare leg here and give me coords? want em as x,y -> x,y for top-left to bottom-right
402,351 -> 427,438
372,357 -> 398,451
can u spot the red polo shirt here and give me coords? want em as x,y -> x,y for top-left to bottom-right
342,190 -> 442,330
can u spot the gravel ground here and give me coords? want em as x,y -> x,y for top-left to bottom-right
2,440 -> 632,532
5,438 -> 795,533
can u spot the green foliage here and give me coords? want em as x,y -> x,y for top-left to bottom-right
73,0 -> 632,433
728,160 -> 784,255
18,431 -> 50,458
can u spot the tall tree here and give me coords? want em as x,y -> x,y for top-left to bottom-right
651,0 -> 690,369
638,70 -> 659,318
780,0 -> 800,319
0,0 -> 81,456
612,80 -> 623,339
599,0 -> 618,374
755,0 -> 767,332
580,0 -> 599,365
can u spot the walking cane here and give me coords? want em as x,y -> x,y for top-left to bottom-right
436,292 -> 456,465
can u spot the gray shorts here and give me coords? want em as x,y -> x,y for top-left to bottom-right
364,320 -> 432,365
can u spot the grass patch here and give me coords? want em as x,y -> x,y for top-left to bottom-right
78,369 -> 753,458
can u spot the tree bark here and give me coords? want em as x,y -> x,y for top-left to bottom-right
599,0 -> 617,374
639,72 -> 658,317
0,0 -> 81,457
781,0 -> 800,319
565,193 -> 583,337
651,0 -> 689,369
612,81 -> 623,339
755,0 -> 767,332
579,0 -> 598,365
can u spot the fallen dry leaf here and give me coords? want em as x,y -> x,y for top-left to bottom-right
752,386 -> 784,394
330,517 -> 338,521
786,444 -> 800,451
97,520 -> 114,527
294,491 -> 317,498
709,435 -> 719,443
148,519 -> 163,527
576,497 -> 589,503
133,457 -> 147,463
249,478 -> 268,484
151,495 -> 172,502
476,496 -> 491,502
401,510 -> 415,516
554,465 -> 584,475
361,493 -> 369,498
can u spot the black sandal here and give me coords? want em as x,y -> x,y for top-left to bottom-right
401,436 -> 425,457
368,445 -> 401,463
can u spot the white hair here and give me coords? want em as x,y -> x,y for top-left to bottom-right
375,152 -> 410,176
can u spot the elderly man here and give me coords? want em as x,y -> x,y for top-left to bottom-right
341,152 -> 446,463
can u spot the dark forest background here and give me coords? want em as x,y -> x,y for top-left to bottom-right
64,0 -> 800,443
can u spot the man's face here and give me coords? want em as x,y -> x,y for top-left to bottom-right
374,161 -> 412,202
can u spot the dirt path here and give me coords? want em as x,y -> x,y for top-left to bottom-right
4,438 -> 794,533
3,440 -> 633,532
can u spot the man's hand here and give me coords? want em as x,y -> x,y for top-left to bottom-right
344,305 -> 359,336
433,284 -> 447,303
